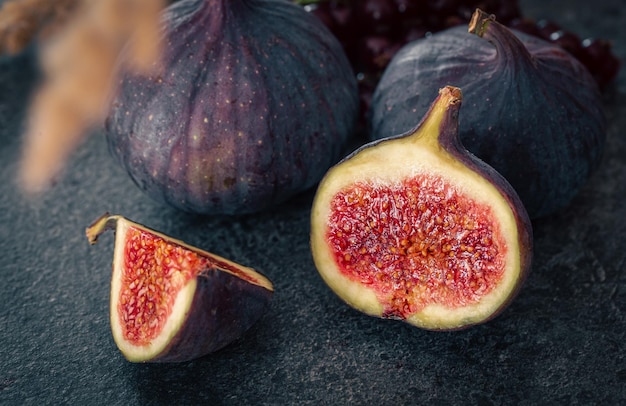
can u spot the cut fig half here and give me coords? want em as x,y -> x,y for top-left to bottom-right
86,213 -> 273,362
311,86 -> 532,330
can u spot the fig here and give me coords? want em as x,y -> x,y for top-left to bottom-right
311,86 -> 532,330
86,213 -> 273,362
369,9 -> 607,219
105,0 -> 359,215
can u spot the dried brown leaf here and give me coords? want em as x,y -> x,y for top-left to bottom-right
0,0 -> 80,54
14,0 -> 165,194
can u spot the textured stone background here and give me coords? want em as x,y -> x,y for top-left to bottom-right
0,0 -> 624,404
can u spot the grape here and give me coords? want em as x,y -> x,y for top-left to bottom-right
535,19 -> 562,40
305,3 -> 336,33
394,0 -> 425,18
549,30 -> 585,61
356,0 -> 399,32
509,18 -> 542,37
427,0 -> 460,14
296,0 -> 620,123
355,35 -> 402,72
581,38 -> 621,90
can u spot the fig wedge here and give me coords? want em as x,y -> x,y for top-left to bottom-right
86,213 -> 273,362
311,86 -> 532,330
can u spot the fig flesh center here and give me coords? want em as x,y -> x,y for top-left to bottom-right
120,226 -> 206,346
326,174 -> 507,319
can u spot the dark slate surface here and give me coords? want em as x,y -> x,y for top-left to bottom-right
1,0 -> 625,404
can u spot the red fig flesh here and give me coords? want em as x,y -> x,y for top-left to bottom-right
86,213 -> 273,362
311,86 -> 532,330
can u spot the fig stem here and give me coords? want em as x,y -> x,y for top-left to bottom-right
85,212 -> 120,245
468,9 -> 496,38
468,8 -> 536,69
408,86 -> 462,150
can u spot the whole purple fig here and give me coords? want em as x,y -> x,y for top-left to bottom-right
370,9 -> 607,219
105,0 -> 359,215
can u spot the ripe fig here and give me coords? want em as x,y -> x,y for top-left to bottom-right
369,9 -> 607,219
105,0 -> 359,215
311,86 -> 532,330
86,213 -> 273,362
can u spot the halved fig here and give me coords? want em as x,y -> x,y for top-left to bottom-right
86,213 -> 273,362
310,86 -> 532,330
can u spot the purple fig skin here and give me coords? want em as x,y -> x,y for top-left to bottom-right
153,267 -> 273,363
370,9 -> 606,219
105,0 -> 358,215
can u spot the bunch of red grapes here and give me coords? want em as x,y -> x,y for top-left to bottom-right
297,0 -> 620,122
